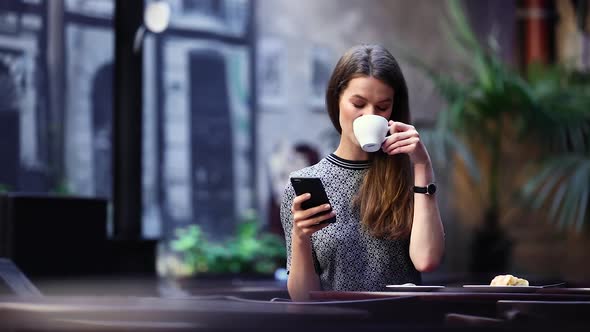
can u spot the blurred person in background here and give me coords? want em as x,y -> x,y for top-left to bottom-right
268,142 -> 320,237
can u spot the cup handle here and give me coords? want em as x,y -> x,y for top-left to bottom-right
381,125 -> 392,143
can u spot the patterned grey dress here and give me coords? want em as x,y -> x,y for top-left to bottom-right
280,153 -> 421,291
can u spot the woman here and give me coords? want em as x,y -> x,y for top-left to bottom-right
280,44 -> 445,301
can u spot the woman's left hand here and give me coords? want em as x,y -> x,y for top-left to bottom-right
382,120 -> 430,165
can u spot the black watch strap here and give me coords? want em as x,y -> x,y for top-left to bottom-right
413,183 -> 437,195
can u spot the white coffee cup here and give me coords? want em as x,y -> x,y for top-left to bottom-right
352,115 -> 391,152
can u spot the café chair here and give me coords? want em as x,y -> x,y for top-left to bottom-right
445,313 -> 505,327
498,300 -> 590,325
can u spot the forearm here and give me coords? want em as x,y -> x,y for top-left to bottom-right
409,162 -> 445,272
287,235 -> 321,301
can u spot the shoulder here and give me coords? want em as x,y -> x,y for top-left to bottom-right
281,161 -> 318,195
281,159 -> 328,203
289,158 -> 329,178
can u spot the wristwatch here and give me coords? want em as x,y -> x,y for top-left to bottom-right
413,183 -> 437,195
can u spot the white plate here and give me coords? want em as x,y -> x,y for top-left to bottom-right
385,285 -> 445,291
462,285 -> 541,292
536,287 -> 590,294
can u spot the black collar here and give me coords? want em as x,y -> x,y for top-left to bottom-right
326,153 -> 372,170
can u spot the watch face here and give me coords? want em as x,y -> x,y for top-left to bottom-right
427,183 -> 437,195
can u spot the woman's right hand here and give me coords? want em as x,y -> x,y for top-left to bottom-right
291,193 -> 335,240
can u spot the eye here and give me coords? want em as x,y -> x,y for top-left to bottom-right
353,103 -> 365,109
376,105 -> 389,112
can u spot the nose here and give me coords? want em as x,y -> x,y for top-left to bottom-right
362,106 -> 379,116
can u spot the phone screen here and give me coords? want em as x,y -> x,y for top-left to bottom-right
290,177 -> 336,224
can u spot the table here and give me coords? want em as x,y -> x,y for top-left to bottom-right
309,289 -> 590,302
309,288 -> 590,329
0,295 -> 373,331
2,289 -> 589,331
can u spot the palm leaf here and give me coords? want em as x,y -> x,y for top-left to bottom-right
420,127 -> 480,183
522,156 -> 590,230
525,66 -> 590,153
445,0 -> 485,66
548,178 -> 568,223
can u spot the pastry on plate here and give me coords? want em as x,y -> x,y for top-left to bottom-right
490,274 -> 529,286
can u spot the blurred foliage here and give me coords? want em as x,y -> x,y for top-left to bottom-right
50,179 -> 72,196
0,183 -> 9,193
521,67 -> 590,232
411,0 -> 590,231
169,210 -> 286,277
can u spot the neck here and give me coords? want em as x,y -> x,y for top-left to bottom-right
334,143 -> 370,161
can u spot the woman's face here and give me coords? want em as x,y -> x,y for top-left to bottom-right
338,76 -> 394,151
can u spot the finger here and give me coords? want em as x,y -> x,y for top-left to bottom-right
386,137 -> 420,152
301,221 -> 332,236
383,130 -> 417,146
311,211 -> 336,226
309,221 -> 333,232
296,211 -> 336,228
293,205 -> 331,223
386,142 -> 414,155
293,204 -> 330,222
291,193 -> 311,212
295,203 -> 332,221
390,121 -> 415,133
382,136 -> 419,154
389,143 -> 418,155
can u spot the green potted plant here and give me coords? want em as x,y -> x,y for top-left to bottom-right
161,210 -> 286,279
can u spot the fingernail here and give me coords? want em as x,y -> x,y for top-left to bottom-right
324,204 -> 330,209
306,193 -> 311,198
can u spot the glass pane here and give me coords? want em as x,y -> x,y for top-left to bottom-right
0,1 -> 47,193
64,2 -> 114,200
144,1 -> 254,242
165,0 -> 249,37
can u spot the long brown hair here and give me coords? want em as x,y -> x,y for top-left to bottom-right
325,44 -> 413,239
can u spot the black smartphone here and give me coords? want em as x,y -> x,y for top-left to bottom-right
290,177 -> 336,224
